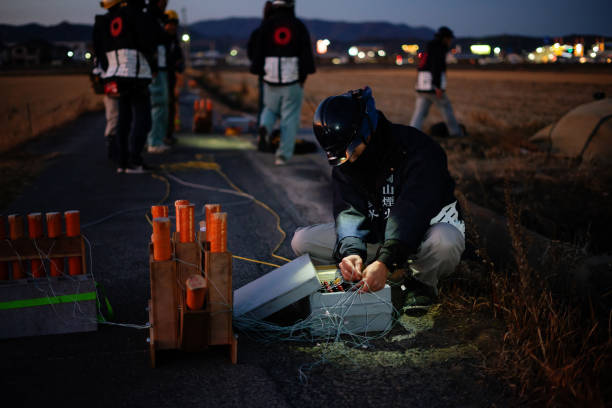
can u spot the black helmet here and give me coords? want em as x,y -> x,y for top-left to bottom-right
313,87 -> 378,166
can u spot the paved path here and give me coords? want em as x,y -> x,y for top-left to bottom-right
1,94 -> 515,407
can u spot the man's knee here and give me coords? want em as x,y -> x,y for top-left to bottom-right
291,227 -> 307,256
426,224 -> 465,264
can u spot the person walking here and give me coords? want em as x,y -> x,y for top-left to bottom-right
292,87 -> 465,308
97,0 -> 157,173
146,0 -> 171,153
410,26 -> 463,138
249,0 -> 316,165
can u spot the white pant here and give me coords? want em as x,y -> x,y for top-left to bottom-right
291,222 -> 465,293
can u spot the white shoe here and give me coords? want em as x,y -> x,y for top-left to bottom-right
274,156 -> 288,166
124,165 -> 148,174
147,145 -> 171,154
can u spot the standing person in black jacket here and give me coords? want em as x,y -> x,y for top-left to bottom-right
292,87 -> 465,308
410,26 -> 463,138
249,0 -> 316,165
96,0 -> 157,173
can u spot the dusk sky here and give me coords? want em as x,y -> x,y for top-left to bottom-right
1,0 -> 611,37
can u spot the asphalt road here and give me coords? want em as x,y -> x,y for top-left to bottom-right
1,94 -> 516,408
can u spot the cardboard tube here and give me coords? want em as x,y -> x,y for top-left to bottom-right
204,204 -> 221,243
0,217 -> 8,280
210,212 -> 227,253
27,213 -> 44,278
46,212 -> 64,277
152,217 -> 172,261
174,200 -> 189,233
206,99 -> 213,112
8,214 -> 25,279
151,205 -> 168,219
185,274 -> 207,310
64,210 -> 82,275
178,204 -> 195,243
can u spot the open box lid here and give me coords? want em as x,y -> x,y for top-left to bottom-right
233,254 -> 320,319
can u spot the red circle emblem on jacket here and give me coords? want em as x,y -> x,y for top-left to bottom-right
110,17 -> 123,37
273,26 -> 292,45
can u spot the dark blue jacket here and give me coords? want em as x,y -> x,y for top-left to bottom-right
332,112 -> 459,270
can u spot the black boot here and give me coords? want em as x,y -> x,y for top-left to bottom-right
402,277 -> 438,310
257,126 -> 269,152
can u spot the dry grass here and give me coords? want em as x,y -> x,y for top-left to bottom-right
442,189 -> 612,407
216,67 -> 612,143
0,75 -> 103,153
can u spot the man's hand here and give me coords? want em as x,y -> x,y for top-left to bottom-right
435,88 -> 444,99
356,261 -> 389,293
339,255 -> 363,282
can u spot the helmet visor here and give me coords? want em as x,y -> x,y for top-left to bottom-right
324,136 -> 364,166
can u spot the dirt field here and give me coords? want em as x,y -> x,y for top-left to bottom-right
0,75 -> 103,153
212,67 -> 612,253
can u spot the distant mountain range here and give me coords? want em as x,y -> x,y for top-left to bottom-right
0,17 -> 434,44
0,18 -> 605,53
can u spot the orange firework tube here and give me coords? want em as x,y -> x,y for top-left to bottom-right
206,99 -> 213,112
185,274 -> 207,310
8,214 -> 25,279
65,210 -> 82,275
199,98 -> 206,112
204,204 -> 221,243
27,213 -> 44,278
178,204 -> 195,243
152,217 -> 172,261
46,212 -> 64,277
174,199 -> 189,233
0,217 -> 7,280
210,212 -> 227,253
151,205 -> 168,219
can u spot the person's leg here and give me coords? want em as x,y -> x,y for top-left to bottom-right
277,83 -> 303,162
129,86 -> 152,167
409,92 -> 432,130
409,222 -> 465,294
435,93 -> 462,137
291,223 -> 336,265
116,93 -> 133,170
260,83 -> 282,132
147,71 -> 169,147
104,95 -> 120,160
291,223 -> 379,265
166,73 -> 176,141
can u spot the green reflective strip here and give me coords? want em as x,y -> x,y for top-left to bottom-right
0,291 -> 96,310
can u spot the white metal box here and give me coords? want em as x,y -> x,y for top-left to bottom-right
233,254 -> 320,319
308,267 -> 393,336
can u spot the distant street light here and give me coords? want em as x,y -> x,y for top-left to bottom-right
67,50 -> 74,58
85,52 -> 92,60
348,46 -> 358,56
182,33 -> 191,43
493,47 -> 501,55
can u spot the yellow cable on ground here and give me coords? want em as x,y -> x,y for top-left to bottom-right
212,165 -> 291,263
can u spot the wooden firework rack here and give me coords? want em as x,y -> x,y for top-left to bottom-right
148,232 -> 237,367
